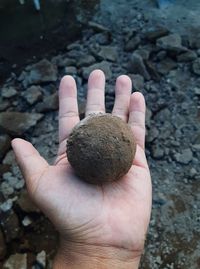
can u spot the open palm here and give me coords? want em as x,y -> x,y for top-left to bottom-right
12,70 -> 152,264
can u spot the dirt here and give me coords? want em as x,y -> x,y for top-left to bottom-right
67,114 -> 136,184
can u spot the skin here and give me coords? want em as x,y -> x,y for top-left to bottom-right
12,70 -> 152,269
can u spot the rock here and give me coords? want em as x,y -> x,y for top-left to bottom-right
96,46 -> 118,62
0,210 -> 20,242
151,144 -> 164,159
52,55 -> 76,67
128,74 -> 144,91
77,55 -> 95,67
35,250 -> 46,268
145,61 -> 161,81
0,199 -> 14,212
129,53 -> 150,80
189,33 -> 200,49
192,58 -> 200,75
64,66 -> 77,75
194,87 -> 200,95
3,253 -> 27,269
22,216 -> 32,227
22,85 -> 42,105
146,108 -> 152,128
174,149 -> 193,164
17,190 -> 40,213
1,87 -> 17,98
0,229 -> 6,260
0,164 -> 11,176
2,150 -> 15,166
3,172 -> 24,190
146,127 -> 159,143
125,35 -> 141,51
35,93 -> 58,112
88,32 -> 111,45
144,27 -> 170,41
157,58 -> 177,75
23,59 -> 57,86
88,21 -> 110,32
0,182 -> 14,197
177,50 -> 197,62
0,112 -> 43,136
82,61 -> 112,80
134,48 -> 150,60
0,134 -> 11,161
156,34 -> 186,53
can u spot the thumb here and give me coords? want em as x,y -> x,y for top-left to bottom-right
11,138 -> 49,194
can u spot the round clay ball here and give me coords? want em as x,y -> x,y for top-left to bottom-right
67,113 -> 136,184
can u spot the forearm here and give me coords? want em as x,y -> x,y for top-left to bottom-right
53,244 -> 141,269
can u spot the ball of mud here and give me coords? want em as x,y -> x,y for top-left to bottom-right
67,113 -> 136,184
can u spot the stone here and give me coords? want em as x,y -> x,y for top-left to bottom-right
0,229 -> 6,259
0,210 -> 20,242
146,127 -> 159,143
89,32 -> 110,45
22,216 -> 32,227
0,134 -> 11,161
151,144 -> 164,159
64,66 -> 77,75
17,190 -> 40,213
0,112 -> 43,136
88,21 -> 110,32
128,74 -> 144,91
125,35 -> 141,51
134,48 -> 150,60
144,27 -> 170,41
129,53 -> 150,80
189,33 -> 200,49
3,253 -> 27,269
1,87 -> 17,98
174,149 -> 193,164
52,55 -> 76,67
0,199 -> 13,212
82,61 -> 112,80
146,108 -> 152,128
2,150 -> 15,165
177,50 -> 197,62
35,93 -> 58,112
157,58 -> 177,75
77,55 -> 96,67
194,88 -> 200,95
35,250 -> 46,268
96,46 -> 118,62
22,85 -> 42,105
0,164 -> 10,176
192,58 -> 200,75
156,34 -> 186,53
0,182 -> 14,197
23,59 -> 57,86
145,61 -> 161,81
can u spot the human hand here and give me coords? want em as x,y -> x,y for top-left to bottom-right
12,70 -> 152,269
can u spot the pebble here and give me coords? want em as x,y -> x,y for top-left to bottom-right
3,253 -> 27,269
22,59 -> 57,86
151,144 -> 165,159
96,46 -> 118,62
35,250 -> 46,268
177,50 -> 197,62
0,112 -> 43,136
156,33 -> 186,53
17,190 -> 40,213
82,61 -> 112,80
77,55 -> 95,67
129,52 -> 150,80
174,149 -> 193,164
22,216 -> 32,227
1,87 -> 17,98
35,93 -> 58,112
192,58 -> 200,75
22,85 -> 43,105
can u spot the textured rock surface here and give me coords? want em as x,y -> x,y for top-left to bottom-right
67,114 -> 136,184
0,112 -> 43,136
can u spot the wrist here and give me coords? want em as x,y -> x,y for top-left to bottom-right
53,241 -> 141,269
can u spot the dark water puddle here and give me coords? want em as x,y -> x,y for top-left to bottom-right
0,0 -> 99,83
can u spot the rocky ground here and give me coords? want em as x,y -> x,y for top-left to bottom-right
0,0 -> 200,268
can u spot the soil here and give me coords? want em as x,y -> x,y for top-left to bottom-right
67,114 -> 136,184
